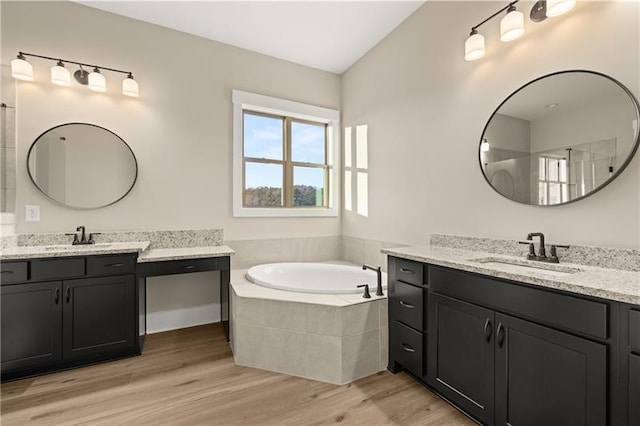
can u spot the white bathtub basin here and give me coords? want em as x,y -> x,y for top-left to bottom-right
246,262 -> 384,294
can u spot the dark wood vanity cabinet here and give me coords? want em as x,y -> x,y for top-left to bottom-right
388,256 -> 632,426
1,254 -> 138,380
388,257 -> 428,381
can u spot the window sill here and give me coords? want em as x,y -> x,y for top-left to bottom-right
233,206 -> 338,218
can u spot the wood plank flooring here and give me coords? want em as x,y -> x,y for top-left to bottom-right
1,324 -> 474,425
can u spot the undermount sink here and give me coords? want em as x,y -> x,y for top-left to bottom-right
471,257 -> 582,276
42,244 -> 112,251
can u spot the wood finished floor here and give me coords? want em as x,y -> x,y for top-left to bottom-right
1,324 -> 474,425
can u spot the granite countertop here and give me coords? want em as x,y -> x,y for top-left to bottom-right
382,245 -> 640,305
0,241 -> 151,260
137,245 -> 235,263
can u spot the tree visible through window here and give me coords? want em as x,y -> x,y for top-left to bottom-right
243,111 -> 328,208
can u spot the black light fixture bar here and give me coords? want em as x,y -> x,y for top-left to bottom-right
18,51 -> 132,76
471,0 -> 519,32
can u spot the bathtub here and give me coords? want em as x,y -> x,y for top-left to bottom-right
246,262 -> 384,294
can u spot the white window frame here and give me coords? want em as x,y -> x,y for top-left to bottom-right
232,90 -> 340,217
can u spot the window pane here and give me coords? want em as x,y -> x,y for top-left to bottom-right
357,172 -> 368,217
538,182 -> 547,205
344,170 -> 352,211
356,125 -> 368,169
344,127 -> 352,168
293,166 -> 325,207
538,157 -> 546,180
291,121 -> 325,163
243,113 -> 283,160
244,162 -> 283,206
558,158 -> 568,183
549,183 -> 561,204
548,158 -> 559,181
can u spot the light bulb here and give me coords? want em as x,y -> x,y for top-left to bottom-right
51,60 -> 71,86
465,31 -> 485,61
546,0 -> 576,17
11,54 -> 34,81
481,139 -> 490,152
501,7 -> 525,42
88,67 -> 106,92
122,73 -> 139,97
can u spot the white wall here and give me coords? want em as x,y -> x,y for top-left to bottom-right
341,1 -> 640,249
1,1 -> 341,240
1,1 -> 341,332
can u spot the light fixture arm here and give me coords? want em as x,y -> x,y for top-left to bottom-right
471,0 -> 519,33
17,51 -> 133,76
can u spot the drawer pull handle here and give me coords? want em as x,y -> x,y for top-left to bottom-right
399,301 -> 415,309
399,268 -> 415,274
65,287 -> 71,303
484,318 -> 492,343
1,270 -> 14,274
497,322 -> 505,348
402,343 -> 415,353
54,288 -> 60,304
105,263 -> 125,268
185,265 -> 195,269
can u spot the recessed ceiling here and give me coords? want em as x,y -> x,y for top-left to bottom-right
76,1 -> 424,74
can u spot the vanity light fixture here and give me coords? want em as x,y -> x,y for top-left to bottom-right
481,138 -> 490,152
500,4 -> 525,42
10,52 -> 139,97
11,53 -> 34,81
50,60 -> 71,86
88,67 -> 106,92
465,0 -> 575,61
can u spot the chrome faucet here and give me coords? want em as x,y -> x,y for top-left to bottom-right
362,264 -> 383,296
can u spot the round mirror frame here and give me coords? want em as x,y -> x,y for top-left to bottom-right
27,123 -> 138,209
479,70 -> 640,207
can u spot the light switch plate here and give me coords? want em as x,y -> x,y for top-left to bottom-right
25,205 -> 40,222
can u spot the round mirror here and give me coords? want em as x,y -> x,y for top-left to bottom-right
27,123 -> 138,209
480,70 -> 639,206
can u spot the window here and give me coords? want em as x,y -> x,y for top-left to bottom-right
344,125 -> 369,217
538,156 -> 569,205
232,90 -> 339,217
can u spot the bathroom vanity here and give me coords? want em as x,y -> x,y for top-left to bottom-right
0,233 -> 234,381
384,246 -> 639,426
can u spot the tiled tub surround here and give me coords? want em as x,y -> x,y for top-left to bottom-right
430,233 -> 640,272
226,235 -> 342,269
382,245 -> 640,305
231,269 -> 388,385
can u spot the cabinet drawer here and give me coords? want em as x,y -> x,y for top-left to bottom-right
87,255 -> 136,276
137,257 -> 228,278
430,266 -> 608,339
629,309 -> 640,351
1,262 -> 28,284
392,321 -> 424,378
394,258 -> 424,286
390,280 -> 425,331
31,258 -> 85,281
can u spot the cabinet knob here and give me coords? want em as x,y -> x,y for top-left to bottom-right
54,288 -> 60,304
399,300 -> 415,309
484,318 -> 492,343
497,322 -> 505,348
401,343 -> 415,353
399,268 -> 415,274
65,287 -> 71,303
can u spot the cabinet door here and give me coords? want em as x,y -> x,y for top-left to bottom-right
1,282 -> 62,372
63,275 -> 135,359
428,293 -> 495,424
629,353 -> 640,425
495,313 -> 606,426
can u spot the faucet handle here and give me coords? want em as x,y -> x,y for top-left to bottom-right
65,233 -> 80,245
88,233 -> 101,244
549,244 -> 570,258
357,284 -> 371,299
518,240 -> 537,260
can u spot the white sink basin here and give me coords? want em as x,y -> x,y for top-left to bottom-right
471,257 -> 582,276
42,244 -> 112,251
